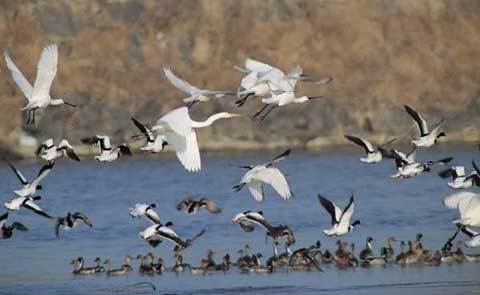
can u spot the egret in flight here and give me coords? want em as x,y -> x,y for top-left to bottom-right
4,44 -> 75,124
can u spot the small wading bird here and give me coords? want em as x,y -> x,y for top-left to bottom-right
129,203 -> 162,224
163,67 -> 236,108
232,149 -> 293,202
176,197 -> 221,214
139,223 -> 205,252
131,117 -> 167,153
404,105 -> 446,147
344,134 -> 396,163
4,195 -> 53,219
318,194 -> 360,236
151,107 -> 240,172
55,212 -> 93,238
0,212 -> 28,239
4,44 -> 75,124
7,161 -> 54,197
36,138 -> 80,162
81,135 -> 132,162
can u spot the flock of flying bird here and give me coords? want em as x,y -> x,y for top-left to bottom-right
1,44 -> 480,277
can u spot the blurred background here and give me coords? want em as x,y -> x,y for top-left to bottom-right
1,0 -> 479,159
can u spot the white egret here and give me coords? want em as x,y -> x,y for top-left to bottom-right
4,44 -> 75,124
151,107 -> 240,172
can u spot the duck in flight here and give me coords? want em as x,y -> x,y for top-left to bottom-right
344,135 -> 396,163
438,162 -> 480,189
232,149 -> 293,202
7,161 -> 54,197
232,211 -> 295,257
131,117 -> 167,153
0,212 -> 28,239
4,44 -> 75,125
318,193 -> 360,236
55,212 -> 93,238
391,150 -> 452,179
139,223 -> 205,252
81,135 -> 132,162
36,138 -> 80,162
404,105 -> 446,147
4,195 -> 53,219
176,197 -> 222,214
129,203 -> 162,224
163,67 -> 236,108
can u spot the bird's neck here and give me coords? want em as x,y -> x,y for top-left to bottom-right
49,98 -> 64,106
190,113 -> 231,128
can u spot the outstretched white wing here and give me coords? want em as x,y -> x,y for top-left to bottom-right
31,44 -> 58,102
338,197 -> 355,230
251,167 -> 292,200
163,67 -> 200,95
4,52 -> 33,100
245,57 -> 276,73
165,130 -> 201,172
443,192 -> 478,217
154,107 -> 192,136
247,181 -> 264,202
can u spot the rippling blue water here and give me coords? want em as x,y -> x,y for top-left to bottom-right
1,147 -> 479,295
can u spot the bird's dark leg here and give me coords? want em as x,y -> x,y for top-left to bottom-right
235,92 -> 253,107
32,109 -> 36,125
26,110 -> 31,125
259,105 -> 276,122
253,104 -> 269,118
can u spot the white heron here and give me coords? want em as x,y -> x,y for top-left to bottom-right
151,107 -> 240,172
344,135 -> 396,163
232,149 -> 293,202
8,161 -> 54,197
81,135 -> 132,162
163,67 -> 236,108
36,138 -> 80,162
318,194 -> 360,236
443,191 -> 480,227
4,44 -> 76,124
404,105 -> 446,147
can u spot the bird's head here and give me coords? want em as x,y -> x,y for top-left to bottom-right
416,233 -> 423,241
232,212 -> 246,224
149,203 -> 156,208
36,185 -> 43,190
52,98 -> 76,108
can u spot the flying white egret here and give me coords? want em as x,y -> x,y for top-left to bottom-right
36,138 -> 80,162
151,107 -> 240,172
404,105 -> 446,147
232,149 -> 293,201
443,191 -> 480,227
344,135 -> 396,163
318,194 -> 360,236
8,161 -> 54,197
4,44 -> 75,124
163,67 -> 236,108
81,135 -> 132,162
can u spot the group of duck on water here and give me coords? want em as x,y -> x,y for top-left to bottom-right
69,231 -> 480,277
2,43 -> 480,280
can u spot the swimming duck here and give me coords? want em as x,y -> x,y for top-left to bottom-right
424,250 -> 442,266
75,257 -> 103,275
359,237 -> 374,261
395,241 -> 407,264
173,253 -> 187,273
121,255 -> 133,272
453,241 -> 465,263
385,237 -> 397,260
104,259 -> 129,276
363,247 -> 388,266
152,258 -> 164,273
